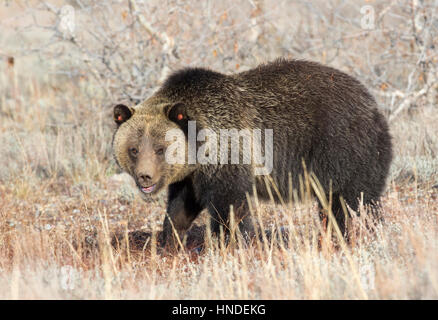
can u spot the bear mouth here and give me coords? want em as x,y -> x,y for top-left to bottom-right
140,184 -> 156,194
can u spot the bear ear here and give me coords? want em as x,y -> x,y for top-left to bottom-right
114,104 -> 134,125
167,103 -> 188,123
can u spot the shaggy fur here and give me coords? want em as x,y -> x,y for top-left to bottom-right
112,58 -> 393,248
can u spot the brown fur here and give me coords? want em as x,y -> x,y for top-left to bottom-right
112,58 -> 393,249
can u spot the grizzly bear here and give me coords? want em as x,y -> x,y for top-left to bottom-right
112,58 -> 392,248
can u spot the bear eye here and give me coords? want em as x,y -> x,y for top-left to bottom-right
129,148 -> 138,157
155,148 -> 164,156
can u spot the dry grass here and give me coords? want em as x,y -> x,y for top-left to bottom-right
0,0 -> 437,299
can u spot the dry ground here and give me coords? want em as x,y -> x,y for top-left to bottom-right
0,0 -> 437,299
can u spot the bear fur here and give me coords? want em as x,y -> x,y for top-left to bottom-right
112,58 -> 393,248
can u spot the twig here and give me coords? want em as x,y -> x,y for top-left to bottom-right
389,86 -> 429,122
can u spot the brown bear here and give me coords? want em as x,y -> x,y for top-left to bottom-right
112,58 -> 392,249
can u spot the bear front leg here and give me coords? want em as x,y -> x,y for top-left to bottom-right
161,178 -> 203,251
189,166 -> 255,243
208,195 -> 255,242
203,167 -> 255,244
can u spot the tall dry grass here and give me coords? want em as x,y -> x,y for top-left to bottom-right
0,0 -> 437,299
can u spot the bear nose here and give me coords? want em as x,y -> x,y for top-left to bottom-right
138,174 -> 153,185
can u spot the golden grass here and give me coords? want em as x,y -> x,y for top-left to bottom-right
0,175 -> 437,299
